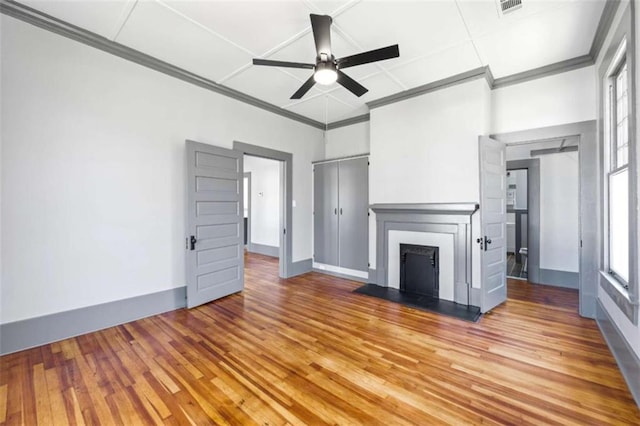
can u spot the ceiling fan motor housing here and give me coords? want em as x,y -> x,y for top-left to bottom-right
314,60 -> 338,85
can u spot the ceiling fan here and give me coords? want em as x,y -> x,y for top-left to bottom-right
252,14 -> 400,99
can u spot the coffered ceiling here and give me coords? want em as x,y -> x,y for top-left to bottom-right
18,0 -> 607,125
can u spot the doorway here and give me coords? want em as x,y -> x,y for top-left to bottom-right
506,168 -> 529,280
233,141 -> 293,278
243,155 -> 283,260
491,121 -> 597,318
185,140 -> 294,309
505,138 -> 580,290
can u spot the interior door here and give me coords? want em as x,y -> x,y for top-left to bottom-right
479,136 -> 507,312
186,140 -> 244,308
313,162 -> 339,266
338,157 -> 369,271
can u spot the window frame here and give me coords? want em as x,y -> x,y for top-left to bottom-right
605,51 -> 630,289
598,7 -> 639,325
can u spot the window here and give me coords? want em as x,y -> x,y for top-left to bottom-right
606,46 -> 630,288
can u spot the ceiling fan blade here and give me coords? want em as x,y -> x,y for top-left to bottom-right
337,70 -> 368,97
337,44 -> 400,69
290,74 -> 316,99
310,14 -> 332,57
253,59 -> 315,69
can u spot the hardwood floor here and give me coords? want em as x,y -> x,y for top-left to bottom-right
506,253 -> 526,279
1,253 -> 638,425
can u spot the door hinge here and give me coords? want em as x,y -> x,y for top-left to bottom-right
185,238 -> 189,250
368,212 -> 370,217
580,240 -> 583,248
368,262 -> 370,267
283,228 -> 286,235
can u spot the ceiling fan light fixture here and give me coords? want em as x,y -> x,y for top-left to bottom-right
252,14 -> 399,98
314,62 -> 337,85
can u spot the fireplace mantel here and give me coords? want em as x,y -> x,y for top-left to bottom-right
370,202 -> 479,306
370,203 -> 479,215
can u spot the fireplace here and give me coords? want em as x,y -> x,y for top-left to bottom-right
400,244 -> 439,299
369,203 -> 479,306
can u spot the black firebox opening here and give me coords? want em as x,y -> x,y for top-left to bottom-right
400,243 -> 439,299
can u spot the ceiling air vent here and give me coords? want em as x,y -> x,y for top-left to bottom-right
497,0 -> 522,16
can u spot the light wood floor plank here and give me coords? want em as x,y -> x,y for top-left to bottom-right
0,252 -> 638,425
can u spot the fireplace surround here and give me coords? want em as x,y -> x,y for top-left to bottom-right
370,203 -> 479,306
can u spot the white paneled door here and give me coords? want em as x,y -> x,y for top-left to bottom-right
479,136 -> 507,313
186,140 -> 244,308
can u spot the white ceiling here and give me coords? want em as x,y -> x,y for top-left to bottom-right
22,0 -> 606,124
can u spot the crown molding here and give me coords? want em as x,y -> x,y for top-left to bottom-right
492,54 -> 594,89
0,0 -> 327,130
366,67 -> 489,110
0,0 -> 619,132
325,113 -> 370,130
329,54 -> 595,130
591,0 -> 622,61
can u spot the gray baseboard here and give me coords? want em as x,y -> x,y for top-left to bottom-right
536,269 -> 579,289
289,258 -> 312,277
0,287 -> 186,355
368,268 -> 377,284
596,299 -> 640,407
470,288 -> 482,308
312,268 -> 369,283
248,243 -> 279,258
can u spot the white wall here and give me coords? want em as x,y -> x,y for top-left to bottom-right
368,78 -> 491,288
539,152 -> 580,272
507,169 -> 527,210
370,79 -> 491,205
244,156 -> 281,248
632,0 -> 640,360
0,17 -> 324,323
491,66 -> 597,134
507,142 -> 580,273
324,121 -> 369,159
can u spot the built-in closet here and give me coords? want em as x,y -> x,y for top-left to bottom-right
313,156 -> 368,274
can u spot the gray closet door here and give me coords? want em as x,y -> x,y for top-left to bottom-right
338,157 -> 369,271
314,162 -> 339,266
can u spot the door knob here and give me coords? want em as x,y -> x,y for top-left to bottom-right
483,236 -> 491,251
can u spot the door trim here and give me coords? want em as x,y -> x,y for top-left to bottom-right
491,120 -> 597,318
233,141 -> 294,278
507,159 -> 541,283
243,172 -> 251,249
